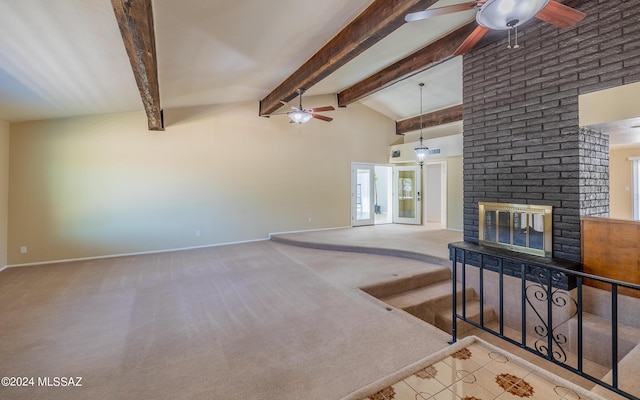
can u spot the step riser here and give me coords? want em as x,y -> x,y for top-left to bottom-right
395,287 -> 476,325
435,303 -> 496,335
361,268 -> 450,299
567,317 -> 640,367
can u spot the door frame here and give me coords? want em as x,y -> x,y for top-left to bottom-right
351,163 -> 376,226
392,165 -> 422,225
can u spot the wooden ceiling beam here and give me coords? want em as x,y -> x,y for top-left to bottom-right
338,22 -> 477,107
258,0 -> 441,117
338,0 -> 588,108
396,104 -> 462,135
111,0 -> 164,131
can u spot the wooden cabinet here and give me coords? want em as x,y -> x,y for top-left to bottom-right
581,217 -> 640,297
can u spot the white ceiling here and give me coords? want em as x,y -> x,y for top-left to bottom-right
0,0 -> 471,124
590,117 -> 640,148
0,0 -> 142,121
0,0 -> 638,145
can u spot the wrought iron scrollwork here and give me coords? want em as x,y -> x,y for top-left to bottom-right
524,266 -> 577,364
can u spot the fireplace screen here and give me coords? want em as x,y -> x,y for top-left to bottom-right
479,202 -> 552,257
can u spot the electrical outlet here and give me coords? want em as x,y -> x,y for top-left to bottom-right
307,217 -> 312,223
195,230 -> 201,237
20,246 -> 27,254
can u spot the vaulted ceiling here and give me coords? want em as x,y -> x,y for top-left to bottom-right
3,0 -> 631,144
0,0 -> 480,128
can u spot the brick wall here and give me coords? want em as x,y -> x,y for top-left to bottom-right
462,0 -> 640,262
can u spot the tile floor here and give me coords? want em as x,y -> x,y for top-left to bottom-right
362,342 -> 585,400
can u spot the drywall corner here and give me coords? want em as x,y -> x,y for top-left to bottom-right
0,119 -> 9,269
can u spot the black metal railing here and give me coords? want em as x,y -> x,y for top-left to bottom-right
449,242 -> 640,400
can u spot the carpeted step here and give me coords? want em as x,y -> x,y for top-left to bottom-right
381,280 -> 475,325
359,267 -> 451,299
582,285 -> 640,329
591,343 -> 640,400
567,312 -> 640,367
270,233 -> 451,266
435,300 -> 496,335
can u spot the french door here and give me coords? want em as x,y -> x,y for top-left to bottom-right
393,166 -> 421,225
351,163 -> 421,226
351,164 -> 375,226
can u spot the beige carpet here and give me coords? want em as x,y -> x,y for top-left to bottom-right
271,225 -> 461,267
0,239 -> 452,400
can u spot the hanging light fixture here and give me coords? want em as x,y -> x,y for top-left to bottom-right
476,0 -> 550,49
288,109 -> 312,124
287,88 -> 313,124
414,83 -> 429,169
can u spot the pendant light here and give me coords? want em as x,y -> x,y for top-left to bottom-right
414,83 -> 429,168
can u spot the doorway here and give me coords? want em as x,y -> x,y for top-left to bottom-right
392,166 -> 421,225
352,163 -> 423,226
351,164 -> 393,226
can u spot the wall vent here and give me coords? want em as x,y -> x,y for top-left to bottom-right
428,148 -> 441,155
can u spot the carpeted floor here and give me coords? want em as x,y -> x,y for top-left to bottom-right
271,224 -> 461,267
0,229 -> 455,400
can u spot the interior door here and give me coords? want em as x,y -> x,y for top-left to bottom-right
351,164 -> 375,226
393,166 -> 421,225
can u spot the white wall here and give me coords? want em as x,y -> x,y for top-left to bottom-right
426,163 -> 443,223
444,156 -> 463,231
579,82 -> 640,126
8,96 -> 396,264
0,119 -> 9,269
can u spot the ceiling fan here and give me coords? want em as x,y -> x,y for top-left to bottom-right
406,0 -> 586,55
280,89 -> 335,124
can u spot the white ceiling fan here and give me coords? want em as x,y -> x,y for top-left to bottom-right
406,0 -> 586,55
279,89 -> 335,124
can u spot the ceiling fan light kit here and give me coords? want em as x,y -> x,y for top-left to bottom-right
280,88 -> 335,125
405,0 -> 584,55
288,109 -> 313,124
476,0 -> 550,30
477,0 -> 549,49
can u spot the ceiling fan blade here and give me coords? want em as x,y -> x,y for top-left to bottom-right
535,0 -> 586,28
405,1 -> 480,23
453,25 -> 490,56
312,113 -> 333,122
309,106 -> 335,113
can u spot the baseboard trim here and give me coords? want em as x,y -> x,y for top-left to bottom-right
0,265 -> 7,273
6,237 -> 270,268
6,224 -> 378,268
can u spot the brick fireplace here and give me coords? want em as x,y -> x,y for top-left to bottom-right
479,202 -> 553,257
461,0 -> 640,262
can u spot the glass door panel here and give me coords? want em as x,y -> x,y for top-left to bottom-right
393,166 -> 421,225
352,164 -> 375,226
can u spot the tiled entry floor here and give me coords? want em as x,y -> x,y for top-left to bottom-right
360,340 -> 592,400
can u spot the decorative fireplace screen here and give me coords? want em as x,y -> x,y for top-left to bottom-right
478,202 -> 553,257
